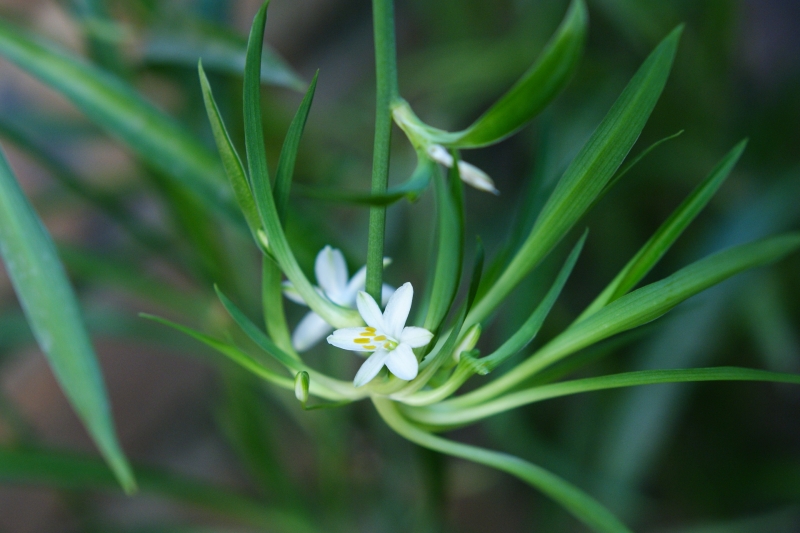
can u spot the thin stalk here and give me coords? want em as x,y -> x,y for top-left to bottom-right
372,397 -> 632,533
366,0 -> 399,301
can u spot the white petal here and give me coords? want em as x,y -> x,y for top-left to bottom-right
343,265 -> 367,304
353,349 -> 390,387
356,291 -> 385,331
457,161 -> 499,195
385,343 -> 418,381
282,281 -> 307,305
327,327 -> 374,352
427,144 -> 454,167
380,284 -> 395,307
291,311 -> 333,352
400,326 -> 433,348
315,246 -> 348,298
383,282 -> 412,338
343,257 -> 393,304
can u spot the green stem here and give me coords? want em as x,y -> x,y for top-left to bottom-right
372,397 -> 632,533
366,0 -> 399,301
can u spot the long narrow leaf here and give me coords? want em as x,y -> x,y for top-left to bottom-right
580,140 -> 747,319
242,2 -> 360,328
0,447 -> 316,533
429,0 -> 588,148
408,367 -> 800,427
0,19 -> 241,225
467,25 -> 683,328
0,146 -> 134,492
199,62 -> 262,240
449,232 -> 800,407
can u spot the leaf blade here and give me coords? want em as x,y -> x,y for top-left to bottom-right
0,145 -> 135,492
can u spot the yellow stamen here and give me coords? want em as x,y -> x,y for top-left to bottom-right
363,345 -> 376,350
373,335 -> 387,341
354,338 -> 370,344
365,327 -> 376,333
359,331 -> 373,337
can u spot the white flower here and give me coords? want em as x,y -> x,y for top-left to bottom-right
327,282 -> 433,387
427,144 -> 499,195
284,246 -> 393,352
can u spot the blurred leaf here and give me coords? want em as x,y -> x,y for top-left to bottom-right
144,20 -> 304,91
0,146 -> 135,492
0,447 -> 316,533
467,25 -> 683,328
0,19 -> 242,226
580,139 -> 747,319
428,0 -> 588,148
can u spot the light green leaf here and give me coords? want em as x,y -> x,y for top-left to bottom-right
0,447 -> 316,533
409,367 -> 800,427
0,19 -> 241,225
450,232 -> 800,407
242,1 -> 360,328
198,62 -> 262,241
467,25 -> 683,329
374,398 -> 632,533
0,146 -> 135,493
274,71 -> 318,220
428,0 -> 588,148
141,313 -> 294,389
144,20 -> 304,91
580,139 -> 748,319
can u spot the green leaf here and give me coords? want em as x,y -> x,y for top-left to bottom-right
274,71 -> 319,220
475,231 -> 586,374
450,232 -> 800,407
242,1 -> 360,328
409,367 -> 800,427
143,20 -> 305,91
213,287 -> 362,401
141,313 -> 294,389
467,25 -> 683,329
0,146 -> 135,493
374,398 -> 632,533
292,155 -> 435,206
0,19 -> 241,225
579,139 -> 747,319
423,158 -> 465,333
428,0 -> 588,148
0,447 -> 316,533
198,62 -> 263,241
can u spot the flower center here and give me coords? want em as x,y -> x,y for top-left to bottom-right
353,327 -> 398,351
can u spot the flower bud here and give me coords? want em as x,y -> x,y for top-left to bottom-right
294,371 -> 309,405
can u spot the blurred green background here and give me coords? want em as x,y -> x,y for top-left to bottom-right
0,0 -> 799,531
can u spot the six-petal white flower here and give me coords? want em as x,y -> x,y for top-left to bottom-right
327,282 -> 433,387
284,246 -> 393,352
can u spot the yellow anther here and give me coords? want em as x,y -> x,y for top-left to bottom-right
365,327 -> 376,333
354,338 -> 370,344
363,345 -> 376,350
359,331 -> 373,337
373,335 -> 387,341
